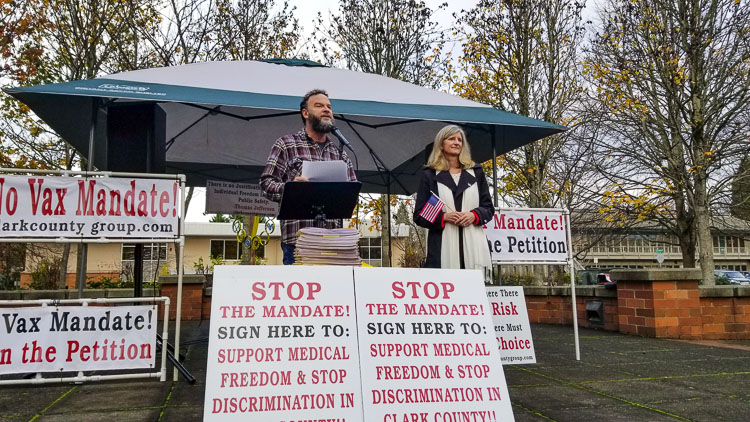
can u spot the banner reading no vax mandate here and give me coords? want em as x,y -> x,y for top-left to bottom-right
0,175 -> 179,238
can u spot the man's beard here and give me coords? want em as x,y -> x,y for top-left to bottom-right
310,114 -> 334,133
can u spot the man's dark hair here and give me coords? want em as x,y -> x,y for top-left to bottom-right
300,89 -> 328,125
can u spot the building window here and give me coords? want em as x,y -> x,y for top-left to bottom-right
359,237 -> 382,267
210,239 -> 264,261
121,243 -> 168,282
122,243 -> 167,261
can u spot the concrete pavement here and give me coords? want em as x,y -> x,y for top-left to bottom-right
2,323 -> 749,421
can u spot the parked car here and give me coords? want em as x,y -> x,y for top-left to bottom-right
597,273 -> 614,284
578,269 -> 616,287
714,270 -> 750,285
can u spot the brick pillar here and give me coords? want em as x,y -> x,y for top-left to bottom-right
159,274 -> 206,321
610,269 -> 702,339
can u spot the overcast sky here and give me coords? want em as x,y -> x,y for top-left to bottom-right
287,0 -> 480,35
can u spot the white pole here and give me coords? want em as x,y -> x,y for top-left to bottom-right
160,298 -> 170,382
565,210 -> 581,361
173,178 -> 187,381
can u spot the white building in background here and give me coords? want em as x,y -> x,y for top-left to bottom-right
19,221 -> 411,287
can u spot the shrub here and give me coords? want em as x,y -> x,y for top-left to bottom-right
28,259 -> 61,290
499,272 -> 536,286
714,274 -> 732,285
0,273 -> 17,290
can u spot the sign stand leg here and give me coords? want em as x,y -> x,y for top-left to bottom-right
569,259 -> 580,361
565,210 -> 581,361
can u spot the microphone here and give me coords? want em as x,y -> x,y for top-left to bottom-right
331,126 -> 354,151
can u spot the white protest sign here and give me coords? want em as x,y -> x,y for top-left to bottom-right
205,180 -> 279,217
484,209 -> 568,262
0,175 -> 179,238
486,287 -> 536,364
0,306 -> 156,374
204,266 -> 362,421
354,267 -> 515,422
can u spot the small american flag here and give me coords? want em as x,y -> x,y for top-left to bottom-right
419,193 -> 445,223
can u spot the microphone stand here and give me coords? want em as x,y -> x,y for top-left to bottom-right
336,119 -> 410,266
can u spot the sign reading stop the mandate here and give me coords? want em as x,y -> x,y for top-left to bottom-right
204,266 -> 362,421
356,267 -> 515,422
204,266 -> 515,421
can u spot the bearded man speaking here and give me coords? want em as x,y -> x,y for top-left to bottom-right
260,89 -> 357,265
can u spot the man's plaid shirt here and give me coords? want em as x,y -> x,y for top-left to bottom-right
260,129 -> 357,245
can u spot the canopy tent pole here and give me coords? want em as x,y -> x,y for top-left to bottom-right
491,127 -> 499,285
492,126 -> 498,208
77,100 -> 99,298
339,118 -> 408,268
387,173 -> 392,266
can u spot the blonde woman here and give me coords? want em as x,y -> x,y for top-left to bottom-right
413,125 -> 494,270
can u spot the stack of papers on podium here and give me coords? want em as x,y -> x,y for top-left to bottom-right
294,227 -> 362,266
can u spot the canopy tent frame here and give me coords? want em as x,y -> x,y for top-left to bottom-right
4,59 -> 576,364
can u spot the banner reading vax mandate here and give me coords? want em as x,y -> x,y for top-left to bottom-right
483,209 -> 568,262
0,175 -> 179,238
0,306 -> 156,374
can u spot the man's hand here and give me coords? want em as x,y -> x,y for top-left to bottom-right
293,176 -> 310,182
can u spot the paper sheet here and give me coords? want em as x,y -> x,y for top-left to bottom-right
301,160 -> 348,181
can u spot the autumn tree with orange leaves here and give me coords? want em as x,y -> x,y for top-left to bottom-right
1,0 -> 160,287
453,0 -> 594,211
585,0 -> 750,284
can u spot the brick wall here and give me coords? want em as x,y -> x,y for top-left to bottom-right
524,286 -> 619,331
7,269 -> 750,340
699,289 -> 750,340
521,270 -> 750,340
159,275 -> 205,321
616,279 -> 702,339
202,288 -> 212,320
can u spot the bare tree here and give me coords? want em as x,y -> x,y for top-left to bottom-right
731,154 -> 750,221
135,0 -> 218,67
586,0 -> 750,284
455,0 -> 589,209
212,0 -> 300,61
311,0 -> 448,88
310,0 -> 448,266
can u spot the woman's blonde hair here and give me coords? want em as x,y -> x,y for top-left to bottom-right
426,125 -> 474,171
